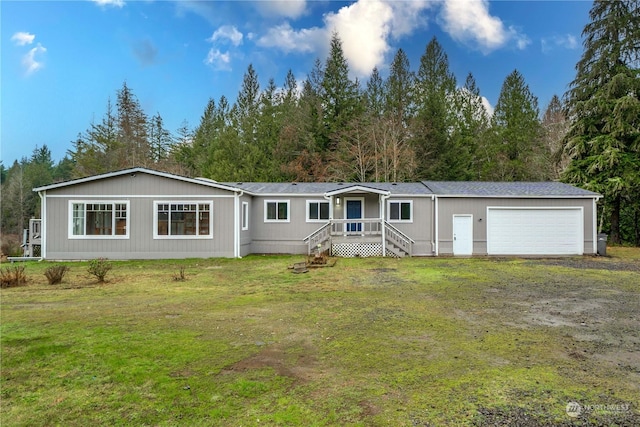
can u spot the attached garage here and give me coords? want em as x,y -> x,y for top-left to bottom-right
424,181 -> 601,257
486,207 -> 583,255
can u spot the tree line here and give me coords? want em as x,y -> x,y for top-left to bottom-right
1,0 -> 638,246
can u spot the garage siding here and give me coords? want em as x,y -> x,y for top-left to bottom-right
437,198 -> 595,255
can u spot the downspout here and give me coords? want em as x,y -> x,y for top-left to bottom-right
39,190 -> 46,260
381,193 -> 390,257
434,195 -> 439,256
234,190 -> 244,258
593,196 -> 600,255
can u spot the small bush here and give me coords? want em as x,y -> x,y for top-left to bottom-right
173,266 -> 187,281
1,265 -> 27,288
44,265 -> 70,285
88,258 -> 112,282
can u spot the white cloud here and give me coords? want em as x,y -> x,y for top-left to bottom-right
209,25 -> 243,47
481,96 -> 494,117
11,32 -> 35,46
541,34 -> 578,53
91,0 -> 125,8
204,48 -> 231,71
256,0 -> 307,19
439,0 -> 528,53
23,43 -> 47,75
258,0 -> 432,78
257,22 -> 325,54
324,0 -> 394,76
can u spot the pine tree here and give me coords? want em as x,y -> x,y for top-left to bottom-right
116,82 -> 149,167
148,113 -> 173,163
563,0 -> 640,244
487,70 -> 546,181
321,33 -> 361,153
413,37 -> 457,179
451,73 -> 490,180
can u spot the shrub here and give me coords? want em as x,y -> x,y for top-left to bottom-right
88,258 -> 112,282
173,266 -> 187,281
1,265 -> 27,288
44,265 -> 70,285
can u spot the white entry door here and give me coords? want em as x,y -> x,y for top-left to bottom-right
453,215 -> 473,255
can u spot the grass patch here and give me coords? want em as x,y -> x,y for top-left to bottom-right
2,252 -> 639,426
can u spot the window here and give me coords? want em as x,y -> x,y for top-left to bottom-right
69,201 -> 129,238
264,200 -> 289,222
307,200 -> 330,222
242,202 -> 249,231
154,202 -> 213,238
388,200 -> 412,222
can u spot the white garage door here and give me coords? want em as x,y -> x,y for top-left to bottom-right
487,208 -> 583,255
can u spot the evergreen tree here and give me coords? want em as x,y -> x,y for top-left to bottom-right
563,0 -> 640,244
451,73 -> 490,180
412,37 -> 457,179
116,82 -> 150,167
487,70 -> 546,181
148,113 -> 173,163
321,33 -> 361,153
69,98 -> 118,177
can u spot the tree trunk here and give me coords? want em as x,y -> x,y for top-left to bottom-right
609,195 -> 621,244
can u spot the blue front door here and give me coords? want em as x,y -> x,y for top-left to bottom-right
346,200 -> 362,232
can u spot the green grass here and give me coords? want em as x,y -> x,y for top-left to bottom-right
1,249 -> 639,426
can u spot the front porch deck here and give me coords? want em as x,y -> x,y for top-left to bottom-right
304,218 -> 413,258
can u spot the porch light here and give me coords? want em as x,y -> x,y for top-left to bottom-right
336,197 -> 340,206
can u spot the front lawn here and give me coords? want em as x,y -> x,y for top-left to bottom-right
1,249 -> 639,426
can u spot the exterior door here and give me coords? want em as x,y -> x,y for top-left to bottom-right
346,199 -> 362,232
453,215 -> 473,255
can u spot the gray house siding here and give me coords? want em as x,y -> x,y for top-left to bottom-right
385,196 -> 435,256
250,195 -> 325,254
436,197 -> 595,255
41,172 -> 236,260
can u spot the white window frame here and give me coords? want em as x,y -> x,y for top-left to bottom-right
387,200 -> 413,223
68,200 -> 130,239
306,200 -> 330,223
264,200 -> 290,223
242,201 -> 249,231
153,201 -> 213,239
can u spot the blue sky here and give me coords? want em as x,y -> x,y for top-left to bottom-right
1,0 -> 592,165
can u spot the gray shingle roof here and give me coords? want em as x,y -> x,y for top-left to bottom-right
422,181 -> 600,197
222,182 -> 433,195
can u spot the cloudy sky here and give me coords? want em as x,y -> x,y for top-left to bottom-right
2,0 -> 591,165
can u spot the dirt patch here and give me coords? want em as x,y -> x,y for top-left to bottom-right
527,257 -> 640,272
220,342 -> 319,384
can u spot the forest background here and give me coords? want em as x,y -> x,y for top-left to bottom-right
2,1 -> 638,250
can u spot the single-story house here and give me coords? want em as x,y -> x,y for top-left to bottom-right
31,167 -> 601,260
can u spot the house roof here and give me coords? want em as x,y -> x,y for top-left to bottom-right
31,166 -> 599,200
33,167 -> 242,193
422,181 -> 601,198
224,182 -> 433,196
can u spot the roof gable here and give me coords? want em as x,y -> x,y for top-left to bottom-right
33,167 -> 241,193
